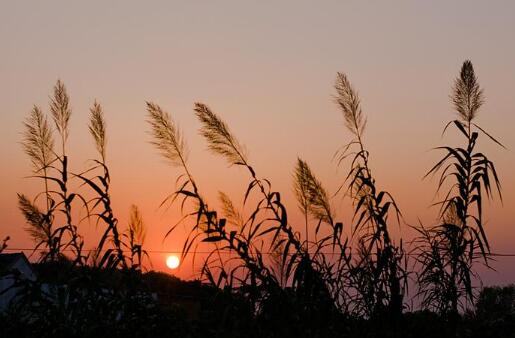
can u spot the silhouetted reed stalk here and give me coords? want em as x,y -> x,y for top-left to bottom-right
334,72 -> 406,317
415,60 -> 503,314
124,204 -> 149,270
193,103 -> 309,275
49,80 -> 84,264
291,157 -> 352,311
76,101 -> 127,269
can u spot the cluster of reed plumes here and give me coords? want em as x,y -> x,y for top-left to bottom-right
9,60 -> 504,337
146,60 -> 502,322
18,81 -> 149,270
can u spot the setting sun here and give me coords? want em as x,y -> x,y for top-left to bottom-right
166,255 -> 180,269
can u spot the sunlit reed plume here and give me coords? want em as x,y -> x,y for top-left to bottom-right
146,102 -> 188,168
194,103 -> 248,166
89,101 -> 107,162
22,106 -> 55,173
128,204 -> 146,246
335,72 -> 366,137
17,193 -> 50,244
294,158 -> 333,225
452,60 -> 483,123
50,80 -> 71,152
218,191 -> 244,228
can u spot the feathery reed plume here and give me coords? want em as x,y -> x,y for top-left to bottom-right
218,191 -> 244,228
50,79 -> 71,153
335,72 -> 366,137
128,204 -> 146,245
295,158 -> 334,226
17,193 -> 58,260
89,101 -> 107,162
147,102 -> 189,168
293,158 -> 310,245
79,101 -> 126,269
18,194 -> 51,243
452,60 -> 483,123
126,204 -> 149,269
194,103 -> 248,166
22,106 -> 55,173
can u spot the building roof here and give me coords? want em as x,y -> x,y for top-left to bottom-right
0,253 -> 34,277
0,253 -> 25,268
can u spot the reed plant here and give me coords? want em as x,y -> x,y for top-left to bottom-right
124,204 -> 150,270
49,81 -> 85,264
75,101 -> 127,269
414,60 -> 503,314
9,60 -> 508,337
334,72 -> 407,318
18,81 -> 87,264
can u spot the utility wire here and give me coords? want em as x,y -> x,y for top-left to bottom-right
3,247 -> 515,257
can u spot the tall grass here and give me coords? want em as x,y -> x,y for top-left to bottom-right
10,60 -> 505,336
124,204 -> 150,270
147,102 -> 279,292
334,72 -> 407,317
415,60 -> 503,314
18,81 -> 87,263
18,82 -> 140,270
49,81 -> 85,264
146,73 -> 412,319
76,101 -> 127,269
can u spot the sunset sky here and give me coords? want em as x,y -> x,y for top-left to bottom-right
1,1 -> 514,284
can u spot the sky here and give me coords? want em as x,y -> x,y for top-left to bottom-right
1,1 -> 514,285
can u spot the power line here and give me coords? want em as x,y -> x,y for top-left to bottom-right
3,247 -> 515,257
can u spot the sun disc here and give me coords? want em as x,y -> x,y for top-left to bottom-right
166,255 -> 180,269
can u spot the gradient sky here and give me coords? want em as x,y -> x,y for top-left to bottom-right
1,1 -> 514,284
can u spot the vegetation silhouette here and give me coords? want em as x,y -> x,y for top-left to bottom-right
1,60 -> 510,337
413,61 -> 503,316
